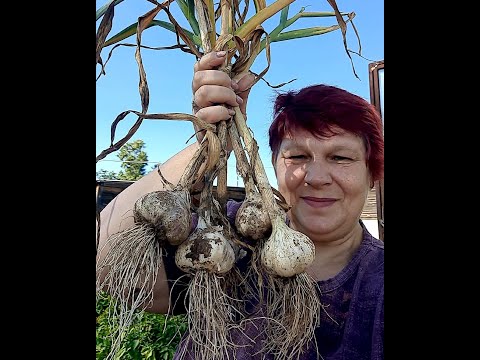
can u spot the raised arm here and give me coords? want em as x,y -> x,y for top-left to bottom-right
96,51 -> 253,313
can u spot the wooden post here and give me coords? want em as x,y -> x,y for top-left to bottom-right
368,60 -> 384,241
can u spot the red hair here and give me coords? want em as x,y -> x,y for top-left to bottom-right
268,84 -> 384,182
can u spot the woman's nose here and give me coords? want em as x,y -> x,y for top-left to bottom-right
303,162 -> 333,187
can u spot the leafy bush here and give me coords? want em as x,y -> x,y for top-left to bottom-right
96,292 -> 187,359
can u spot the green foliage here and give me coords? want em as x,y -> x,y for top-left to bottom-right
96,169 -> 120,180
97,139 -> 150,181
117,139 -> 149,181
96,292 -> 187,360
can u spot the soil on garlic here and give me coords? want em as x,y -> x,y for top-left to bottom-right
235,194 -> 272,240
175,223 -> 236,274
133,190 -> 191,246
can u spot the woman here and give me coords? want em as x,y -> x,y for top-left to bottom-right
97,50 -> 384,359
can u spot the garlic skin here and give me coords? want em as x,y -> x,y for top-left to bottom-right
133,190 -> 192,245
235,193 -> 271,240
260,217 -> 315,277
175,224 -> 236,274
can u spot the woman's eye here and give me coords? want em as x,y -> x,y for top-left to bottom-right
288,155 -> 306,159
332,155 -> 351,161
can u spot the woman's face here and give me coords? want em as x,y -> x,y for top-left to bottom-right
274,128 -> 371,242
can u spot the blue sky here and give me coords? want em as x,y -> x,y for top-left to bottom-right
96,0 -> 384,187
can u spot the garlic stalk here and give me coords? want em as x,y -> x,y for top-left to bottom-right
232,107 -> 315,273
173,168 -> 241,360
232,106 -> 322,360
229,120 -> 271,240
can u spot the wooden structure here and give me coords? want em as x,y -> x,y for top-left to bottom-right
96,180 -> 134,212
368,60 -> 384,240
96,179 -> 377,221
96,180 -> 247,212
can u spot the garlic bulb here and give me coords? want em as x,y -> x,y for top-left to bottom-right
133,189 -> 192,245
235,192 -> 271,240
175,218 -> 236,274
260,217 -> 315,277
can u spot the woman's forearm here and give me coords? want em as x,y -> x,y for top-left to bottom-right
98,142 -> 201,240
96,141 -> 201,314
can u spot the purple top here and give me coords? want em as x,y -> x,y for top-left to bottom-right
169,200 -> 384,360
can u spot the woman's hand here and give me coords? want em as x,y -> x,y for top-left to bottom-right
192,50 -> 255,143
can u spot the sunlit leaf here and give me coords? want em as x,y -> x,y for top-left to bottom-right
176,0 -> 200,35
96,0 -> 125,21
103,20 -> 201,48
262,25 -> 340,49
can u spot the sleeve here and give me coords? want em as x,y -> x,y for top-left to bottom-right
371,283 -> 384,360
163,241 -> 190,315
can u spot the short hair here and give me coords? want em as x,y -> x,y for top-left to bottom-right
268,84 -> 384,182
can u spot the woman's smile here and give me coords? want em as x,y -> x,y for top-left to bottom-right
301,197 -> 337,208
